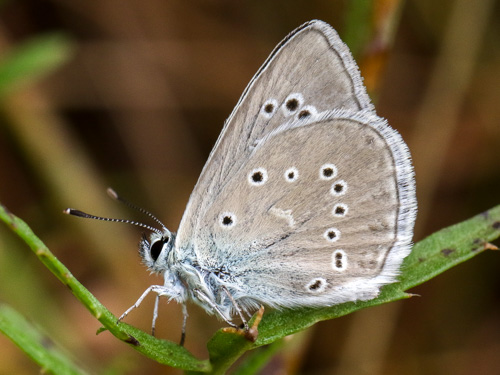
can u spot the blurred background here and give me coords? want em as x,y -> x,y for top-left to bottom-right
0,0 -> 499,374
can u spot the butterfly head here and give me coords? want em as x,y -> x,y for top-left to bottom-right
139,229 -> 176,274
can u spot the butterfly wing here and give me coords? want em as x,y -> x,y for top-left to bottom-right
174,20 -> 416,311
176,20 -> 373,242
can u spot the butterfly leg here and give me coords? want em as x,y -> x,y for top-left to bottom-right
222,285 -> 248,331
180,303 -> 188,346
151,294 -> 160,336
193,289 -> 237,327
118,285 -> 163,324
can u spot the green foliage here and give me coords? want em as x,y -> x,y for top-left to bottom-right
0,33 -> 73,99
0,304 -> 88,375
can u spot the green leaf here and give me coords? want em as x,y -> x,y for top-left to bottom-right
1,201 -> 499,374
0,304 -> 88,375
0,33 -> 74,98
230,339 -> 285,375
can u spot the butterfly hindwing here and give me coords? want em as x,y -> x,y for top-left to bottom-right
192,109 -> 414,309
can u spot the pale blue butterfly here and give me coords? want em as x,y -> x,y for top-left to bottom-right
66,20 -> 417,344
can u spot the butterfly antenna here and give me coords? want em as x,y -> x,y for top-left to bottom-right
63,208 -> 163,236
106,188 -> 169,233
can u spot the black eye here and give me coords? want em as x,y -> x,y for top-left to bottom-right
150,238 -> 167,262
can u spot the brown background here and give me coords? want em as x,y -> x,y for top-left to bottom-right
0,1 -> 499,374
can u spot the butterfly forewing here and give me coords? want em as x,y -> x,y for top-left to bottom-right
176,21 -> 373,244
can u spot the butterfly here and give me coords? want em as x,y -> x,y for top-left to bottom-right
66,20 -> 417,345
